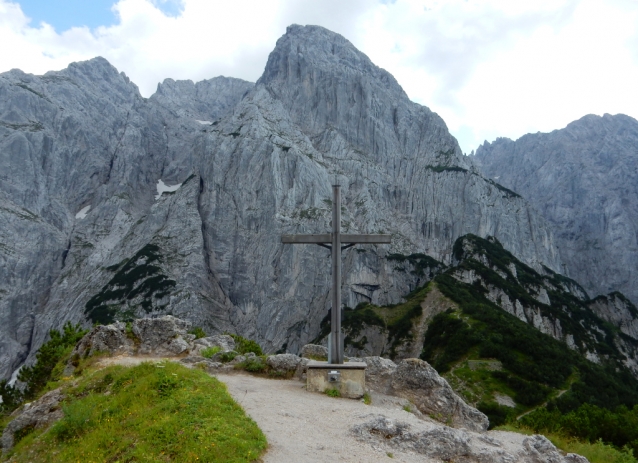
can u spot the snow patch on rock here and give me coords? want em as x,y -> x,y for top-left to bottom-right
75,205 -> 90,219
155,179 -> 182,199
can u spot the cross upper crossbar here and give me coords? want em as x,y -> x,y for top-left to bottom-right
280,185 -> 391,364
281,234 -> 391,244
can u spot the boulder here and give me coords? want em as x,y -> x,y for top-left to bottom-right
352,415 -> 589,463
300,344 -> 328,360
351,415 -> 471,461
133,316 -> 192,355
522,434 -> 572,463
71,322 -> 134,359
266,354 -> 301,372
204,335 -> 236,351
389,358 -> 489,432
1,388 -> 65,453
361,356 -> 397,392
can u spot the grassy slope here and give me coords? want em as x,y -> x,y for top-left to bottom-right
3,362 -> 266,463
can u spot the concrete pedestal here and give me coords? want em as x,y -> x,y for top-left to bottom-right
306,361 -> 366,399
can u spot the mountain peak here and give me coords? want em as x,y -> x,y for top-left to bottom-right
258,24 -> 405,98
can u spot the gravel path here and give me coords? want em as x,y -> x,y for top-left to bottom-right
94,356 -> 539,462
216,373 -> 437,463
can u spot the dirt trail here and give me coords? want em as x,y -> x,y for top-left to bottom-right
217,373 -> 436,463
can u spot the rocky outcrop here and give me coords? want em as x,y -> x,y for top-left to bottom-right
474,113 -> 638,306
354,355 -> 488,432
300,344 -> 328,360
150,76 -> 253,123
266,353 -> 302,373
2,25 -> 563,381
352,415 -> 588,463
70,316 -> 194,361
133,316 -> 194,355
190,334 -> 236,355
588,292 -> 638,340
1,388 -> 65,453
390,359 -> 489,432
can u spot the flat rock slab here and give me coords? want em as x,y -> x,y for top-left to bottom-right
216,373 -> 433,463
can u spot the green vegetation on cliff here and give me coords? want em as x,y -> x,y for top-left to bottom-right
85,244 -> 176,324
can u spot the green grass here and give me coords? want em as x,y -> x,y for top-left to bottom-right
5,362 -> 267,462
325,388 -> 341,398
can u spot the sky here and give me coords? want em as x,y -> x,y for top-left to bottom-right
0,0 -> 637,154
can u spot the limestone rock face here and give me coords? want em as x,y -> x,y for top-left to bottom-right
474,114 -> 638,305
150,76 -> 253,123
587,293 -> 638,341
1,25 -> 563,380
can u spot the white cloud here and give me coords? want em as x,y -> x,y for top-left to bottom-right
0,0 -> 637,153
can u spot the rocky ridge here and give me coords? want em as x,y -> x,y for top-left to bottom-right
474,113 -> 638,305
1,316 -> 589,462
2,25 -> 563,380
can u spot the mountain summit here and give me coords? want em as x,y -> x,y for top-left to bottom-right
1,25 -> 560,380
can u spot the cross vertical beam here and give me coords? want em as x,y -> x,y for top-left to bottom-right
331,185 -> 343,364
281,184 -> 391,364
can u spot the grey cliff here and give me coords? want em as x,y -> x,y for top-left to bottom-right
1,25 -> 562,380
474,114 -> 638,306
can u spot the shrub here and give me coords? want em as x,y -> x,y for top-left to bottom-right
229,334 -> 263,356
219,351 -> 238,363
0,380 -> 23,414
477,401 -> 515,428
18,322 -> 87,399
188,327 -> 206,339
201,346 -> 221,359
521,403 -> 638,455
239,357 -> 267,373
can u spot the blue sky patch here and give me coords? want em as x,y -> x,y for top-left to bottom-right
18,0 -> 118,31
17,0 -> 184,32
153,0 -> 183,18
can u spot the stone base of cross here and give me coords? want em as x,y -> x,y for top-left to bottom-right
281,185 -> 391,364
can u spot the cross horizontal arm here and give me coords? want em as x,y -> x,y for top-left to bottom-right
341,234 -> 392,244
281,233 -> 391,244
281,234 -> 331,244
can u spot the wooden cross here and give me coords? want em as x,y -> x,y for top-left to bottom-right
281,185 -> 391,364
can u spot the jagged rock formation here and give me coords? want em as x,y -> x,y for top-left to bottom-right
352,415 -> 589,463
474,114 -> 638,306
1,25 -> 563,380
